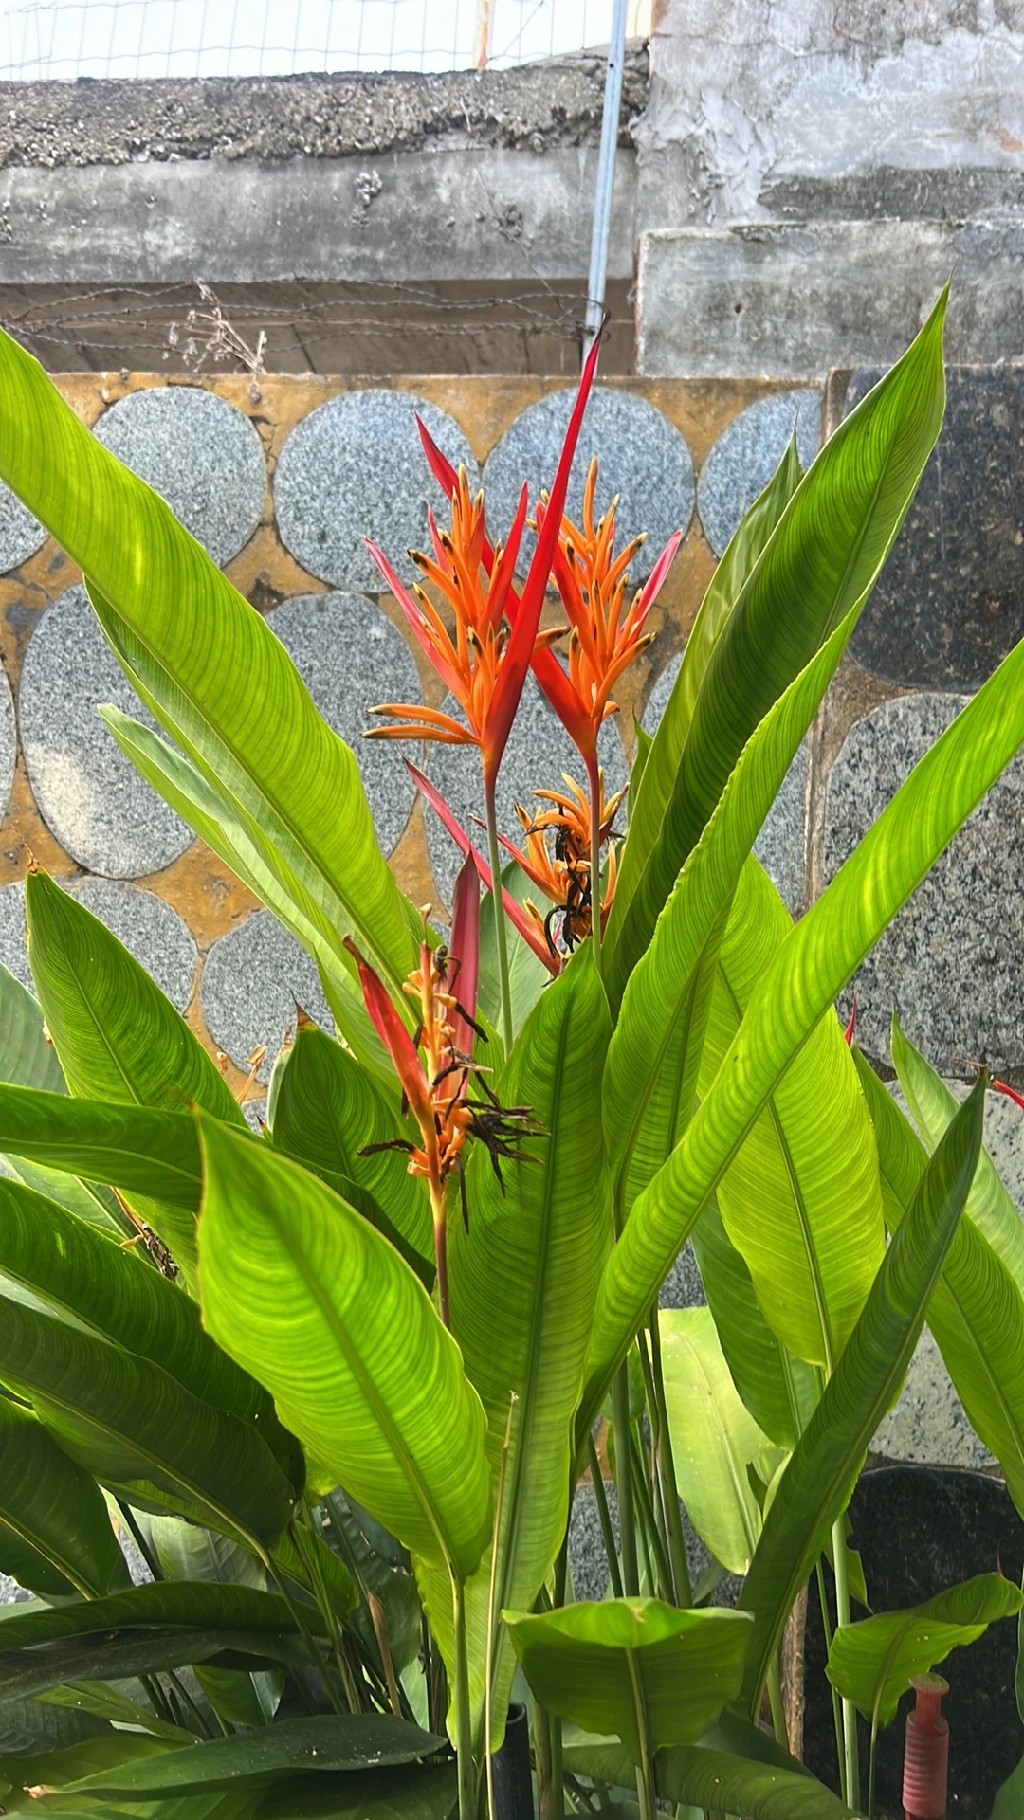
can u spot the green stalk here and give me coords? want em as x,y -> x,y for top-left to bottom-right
626,1647 -> 657,1820
452,1571 -> 477,1820
815,1557 -> 845,1801
611,1366 -> 639,1596
868,1718 -> 879,1820
586,1430 -> 623,1598
645,1312 -> 692,1606
832,1520 -> 861,1812
483,774 -> 514,1054
630,1430 -> 673,1603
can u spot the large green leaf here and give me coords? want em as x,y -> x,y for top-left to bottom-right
855,1050 -> 1024,1519
0,1083 -> 202,1207
564,1737 -> 859,1819
64,1716 -> 443,1797
689,1202 -> 819,1451
255,1764 -> 457,1819
0,1291 -> 294,1549
584,620 -> 1024,1430
434,946 -> 614,1736
659,1306 -> 782,1575
0,1695 -> 113,1755
993,1754 -> 1024,1819
505,1598 -> 752,1758
0,1733 -> 178,1794
269,1027 -> 431,1272
606,290 -> 946,999
0,1397 -> 128,1598
827,1573 -> 1023,1732
26,871 -> 243,1287
0,1170 -> 302,1491
737,1079 -> 986,1709
37,1682 -> 194,1745
700,860 -> 885,1366
197,1120 -> 492,1583
0,966 -> 64,1094
891,1018 -> 1024,1293
99,707 -> 393,1087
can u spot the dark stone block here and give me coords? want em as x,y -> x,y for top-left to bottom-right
803,1466 -> 1024,1818
847,368 -> 1024,691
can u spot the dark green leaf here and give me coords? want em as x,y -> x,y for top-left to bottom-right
0,1395 -> 128,1598
564,1737 -> 858,1819
0,966 -> 64,1094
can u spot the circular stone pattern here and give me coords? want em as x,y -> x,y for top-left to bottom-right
201,910 -> 332,1083
0,479 -> 47,575
0,662 -> 15,830
423,672 -> 629,907
274,391 -> 477,594
484,387 -> 695,579
93,386 -> 266,568
19,586 -> 192,878
269,593 -> 418,857
696,389 -> 822,557
824,692 -> 1024,1073
0,877 -> 194,1008
643,655 -> 808,916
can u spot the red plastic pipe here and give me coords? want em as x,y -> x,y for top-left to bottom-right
903,1674 -> 949,1820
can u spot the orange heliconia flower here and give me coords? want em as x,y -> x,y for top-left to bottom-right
498,773 -> 626,957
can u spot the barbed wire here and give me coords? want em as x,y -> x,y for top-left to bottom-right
0,0 -> 649,82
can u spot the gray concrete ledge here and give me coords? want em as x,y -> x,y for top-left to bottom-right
636,221 -> 1024,377
0,52 -> 648,169
0,145 -> 638,286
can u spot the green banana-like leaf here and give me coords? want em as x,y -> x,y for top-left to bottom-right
737,1078 -> 986,1710
197,1119 -> 492,1583
0,1583 -> 325,1704
269,1026 -> 432,1272
99,706 -> 394,1086
659,1306 -> 783,1575
855,1051 -> 1024,1518
827,1572 -> 1023,1732
689,1203 -> 819,1451
505,1598 -> 752,1758
606,290 -> 946,1000
477,864 -> 550,1041
584,618 -> 1024,1432
63,1715 -> 443,1797
993,1754 -> 1024,1819
433,947 -> 614,1738
0,329 -> 417,994
615,440 -> 802,987
0,966 -> 64,1094
0,1290 -> 295,1549
700,860 -> 886,1367
0,1733 -> 179,1794
563,1738 -> 859,1819
38,1682 -> 195,1745
0,1170 -> 302,1492
0,1697 -> 112,1756
26,871 -> 243,1287
0,1397 -> 128,1598
891,1017 -> 1024,1292
0,1083 -> 202,1207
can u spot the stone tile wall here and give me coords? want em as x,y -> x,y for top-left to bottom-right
0,362 -> 1021,1474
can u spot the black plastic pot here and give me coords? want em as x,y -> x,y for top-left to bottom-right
491,1702 -> 535,1819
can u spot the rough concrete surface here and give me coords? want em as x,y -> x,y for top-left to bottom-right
637,222 -> 1024,377
201,909 -> 332,1082
0,479 -> 46,574
0,876 -> 195,1008
0,53 -> 649,168
696,388 -> 822,556
0,661 -> 13,831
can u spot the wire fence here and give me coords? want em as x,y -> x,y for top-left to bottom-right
0,0 -> 650,81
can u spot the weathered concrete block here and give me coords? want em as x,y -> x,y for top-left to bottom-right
0,876 -> 194,1010
483,386 -> 695,577
201,909 -> 331,1082
636,224 -> 1024,377
848,366 -> 1024,690
269,593 -> 418,858
696,388 -> 821,556
18,586 -> 192,878
0,661 -> 13,831
274,391 -> 477,594
0,479 -> 46,575
93,386 -> 265,567
823,692 -> 1024,1073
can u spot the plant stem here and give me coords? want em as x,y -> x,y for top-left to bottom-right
483,774 -> 514,1054
646,1311 -> 692,1607
630,1430 -> 673,1604
626,1647 -> 657,1820
451,1571 -> 477,1820
611,1367 -> 638,1596
586,1430 -> 623,1598
586,753 -> 603,976
815,1557 -> 845,1802
867,1719 -> 879,1820
831,1521 -> 861,1813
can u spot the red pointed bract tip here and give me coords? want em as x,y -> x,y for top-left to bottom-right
843,995 -> 857,1046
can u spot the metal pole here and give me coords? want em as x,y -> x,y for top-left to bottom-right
582,0 -> 630,360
